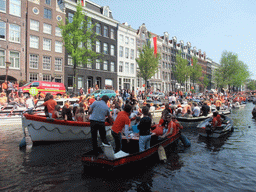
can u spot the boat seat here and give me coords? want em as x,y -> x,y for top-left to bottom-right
101,144 -> 129,160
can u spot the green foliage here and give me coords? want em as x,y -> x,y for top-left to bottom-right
58,3 -> 100,91
202,76 -> 209,88
214,50 -> 250,89
19,80 -> 27,87
247,79 -> 256,91
136,36 -> 161,90
189,57 -> 202,85
172,52 -> 190,85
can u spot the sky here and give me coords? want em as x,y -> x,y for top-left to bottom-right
91,0 -> 256,79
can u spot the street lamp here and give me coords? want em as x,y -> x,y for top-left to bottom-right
5,61 -> 11,103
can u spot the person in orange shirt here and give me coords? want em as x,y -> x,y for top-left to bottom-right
212,112 -> 222,128
111,104 -> 132,153
88,96 -> 95,105
2,81 -> 7,93
215,100 -> 222,111
160,115 -> 177,138
37,94 -> 57,118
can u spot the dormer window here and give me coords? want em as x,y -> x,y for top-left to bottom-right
103,6 -> 109,17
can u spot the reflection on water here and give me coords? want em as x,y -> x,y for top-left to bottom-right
1,103 -> 256,191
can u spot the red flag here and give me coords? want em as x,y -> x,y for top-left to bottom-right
153,37 -> 157,56
81,0 -> 84,6
191,58 -> 193,66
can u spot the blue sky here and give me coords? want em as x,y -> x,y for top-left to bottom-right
92,0 -> 256,79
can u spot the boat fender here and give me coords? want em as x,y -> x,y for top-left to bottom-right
158,145 -> 167,162
179,134 -> 191,147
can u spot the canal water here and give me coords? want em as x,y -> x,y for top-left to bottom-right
1,103 -> 256,192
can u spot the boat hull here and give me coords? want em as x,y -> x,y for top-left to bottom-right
22,114 -> 112,143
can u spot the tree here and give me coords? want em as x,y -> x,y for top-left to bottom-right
214,50 -> 250,91
172,52 -> 190,90
59,3 -> 99,92
247,80 -> 256,91
136,35 -> 161,94
189,57 -> 202,86
201,76 -> 209,90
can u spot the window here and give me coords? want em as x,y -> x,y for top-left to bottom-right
10,0 -> 21,17
55,58 -> 62,71
55,41 -> 62,53
30,19 -> 39,31
29,73 -> 38,82
96,59 -> 100,69
87,19 -> 92,30
119,61 -> 123,72
130,63 -> 134,74
68,55 -> 73,66
119,34 -> 124,43
110,62 -> 114,72
68,12 -> 73,23
32,7 -> 39,14
78,76 -> 83,89
10,51 -> 19,69
119,46 -> 123,57
103,61 -> 108,70
44,8 -> 52,19
55,76 -> 62,83
125,48 -> 129,59
43,23 -> 52,34
45,0 -> 51,5
125,36 -> 129,44
87,59 -> 92,68
96,41 -> 100,52
0,21 -> 6,40
43,56 -> 51,70
131,38 -> 134,46
9,24 -> 20,43
55,26 -> 62,37
87,39 -> 92,50
125,62 -> 129,73
103,26 -> 108,37
96,23 -> 101,35
0,0 -> 6,12
103,43 -> 108,54
43,38 -> 51,51
130,49 -> 134,59
110,45 -> 115,56
29,54 -> 38,69
110,28 -> 114,39
56,15 -> 62,21
0,49 -> 5,67
68,75 -> 73,88
43,74 -> 51,81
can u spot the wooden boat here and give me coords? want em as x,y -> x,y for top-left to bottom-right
176,113 -> 213,128
197,115 -> 233,138
81,131 -> 181,169
22,113 -> 112,144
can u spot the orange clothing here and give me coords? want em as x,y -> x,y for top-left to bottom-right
43,99 -> 57,114
111,111 -> 130,134
212,115 -> 222,127
52,111 -> 58,119
215,100 -> 222,107
2,82 -> 7,90
167,121 -> 177,136
89,98 -> 95,105
159,118 -> 164,125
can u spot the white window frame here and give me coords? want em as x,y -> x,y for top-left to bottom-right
68,55 -> 73,66
43,38 -> 51,51
119,61 -> 123,73
43,56 -> 51,70
0,21 -> 6,40
0,49 -> 5,67
30,35 -> 39,49
96,41 -> 100,53
125,48 -> 129,59
43,74 -> 51,82
103,26 -> 108,37
103,43 -> 108,54
29,54 -> 39,69
87,59 -> 92,68
110,62 -> 114,72
110,28 -> 114,39
125,36 -> 129,44
96,59 -> 100,70
130,49 -> 134,59
103,61 -> 108,70
55,58 -> 62,71
110,45 -> 115,56
29,73 -> 38,82
119,34 -> 124,43
119,46 -> 123,57
30,19 -> 39,31
96,23 -> 101,35
10,51 -> 20,69
130,63 -> 134,74
55,26 -> 62,37
9,0 -> 21,17
125,62 -> 129,74
44,7 -> 52,19
9,24 -> 20,43
0,0 -> 6,13
131,38 -> 134,46
43,23 -> 52,34
55,41 -> 62,53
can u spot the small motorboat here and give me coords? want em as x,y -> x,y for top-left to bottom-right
81,130 -> 181,169
197,115 -> 233,138
176,113 -> 213,128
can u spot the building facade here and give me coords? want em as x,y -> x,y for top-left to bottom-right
0,0 -> 26,83
26,0 -> 66,83
117,22 -> 137,91
64,0 -> 118,93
